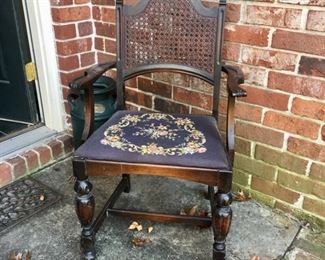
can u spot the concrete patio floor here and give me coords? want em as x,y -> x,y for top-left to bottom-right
0,158 -> 324,260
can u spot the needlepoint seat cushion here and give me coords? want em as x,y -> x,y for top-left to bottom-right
75,110 -> 231,170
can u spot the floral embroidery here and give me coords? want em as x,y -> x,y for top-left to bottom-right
101,113 -> 207,156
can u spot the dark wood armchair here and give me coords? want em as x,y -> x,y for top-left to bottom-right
70,0 -> 246,259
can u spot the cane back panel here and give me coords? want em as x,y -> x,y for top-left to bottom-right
119,0 -> 223,80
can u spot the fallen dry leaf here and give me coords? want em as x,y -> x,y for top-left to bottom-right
180,205 -> 209,217
128,221 -> 139,230
250,256 -> 260,260
39,194 -> 45,201
8,250 -> 31,260
233,190 -> 250,202
26,251 -> 31,260
136,224 -> 143,231
128,221 -> 142,231
131,237 -> 151,247
188,205 -> 198,216
148,226 -> 153,233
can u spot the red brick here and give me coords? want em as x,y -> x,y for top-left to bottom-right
255,144 -> 308,175
95,22 -> 116,38
101,7 -> 116,23
53,24 -> 76,40
241,85 -> 289,111
60,69 -> 85,86
291,97 -> 325,121
138,78 -> 172,98
105,39 -> 117,53
278,170 -> 325,199
272,30 -> 325,56
224,24 -> 269,47
223,42 -> 240,62
75,0 -> 90,3
57,135 -> 73,154
191,107 -> 211,115
7,156 -> 27,179
92,6 -> 101,20
234,154 -> 276,181
235,102 -> 262,123
303,197 -> 325,217
51,7 -> 90,23
242,47 -> 297,71
239,65 -> 267,86
80,52 -> 95,67
278,0 -> 324,7
322,125 -> 325,142
307,10 -> 325,32
235,138 -> 252,156
126,88 -> 152,108
125,77 -> 137,88
95,37 -> 104,51
58,55 -> 79,71
78,21 -> 93,37
251,176 -> 300,204
173,87 -> 212,110
154,98 -> 189,114
225,3 -> 241,23
91,0 -> 115,5
236,121 -> 284,148
22,150 -> 39,171
288,137 -> 325,163
299,56 -> 325,78
153,73 -> 190,87
34,146 -> 52,166
190,77 -> 212,93
97,52 -> 115,63
246,6 -> 302,29
310,163 -> 325,182
48,140 -> 64,159
51,0 -> 73,5
0,163 -> 12,187
56,38 -> 92,55
268,72 -> 325,100
263,111 -> 320,139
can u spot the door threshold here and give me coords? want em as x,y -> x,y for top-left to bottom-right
0,126 -> 57,159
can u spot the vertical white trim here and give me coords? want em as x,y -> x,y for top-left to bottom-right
24,0 -> 65,132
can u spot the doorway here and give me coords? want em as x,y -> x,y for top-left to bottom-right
0,0 -> 41,141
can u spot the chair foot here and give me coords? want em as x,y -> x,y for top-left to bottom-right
81,229 -> 96,260
122,174 -> 131,193
211,191 -> 232,260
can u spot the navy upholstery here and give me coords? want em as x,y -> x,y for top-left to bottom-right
76,111 -> 231,170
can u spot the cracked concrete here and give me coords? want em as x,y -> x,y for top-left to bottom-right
0,158 -> 321,260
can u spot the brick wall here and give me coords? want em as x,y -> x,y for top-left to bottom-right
0,135 -> 73,188
50,0 -> 325,227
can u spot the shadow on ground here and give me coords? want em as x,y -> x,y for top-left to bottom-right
0,158 -> 321,260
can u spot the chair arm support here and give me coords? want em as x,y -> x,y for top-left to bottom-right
222,65 -> 246,165
69,61 -> 116,90
222,65 -> 246,98
69,61 -> 116,143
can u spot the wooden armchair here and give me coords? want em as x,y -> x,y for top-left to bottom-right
70,0 -> 246,259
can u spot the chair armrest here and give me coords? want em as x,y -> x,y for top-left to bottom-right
221,65 -> 246,165
222,65 -> 246,98
69,61 -> 116,143
69,61 -> 116,90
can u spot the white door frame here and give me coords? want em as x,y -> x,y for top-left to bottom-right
23,0 -> 65,132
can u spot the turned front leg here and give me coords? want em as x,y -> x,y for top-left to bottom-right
212,191 -> 232,260
73,159 -> 96,259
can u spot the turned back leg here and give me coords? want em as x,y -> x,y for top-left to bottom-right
211,190 -> 232,260
73,158 -> 96,260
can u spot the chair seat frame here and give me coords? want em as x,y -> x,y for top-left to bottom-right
69,1 -> 246,259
